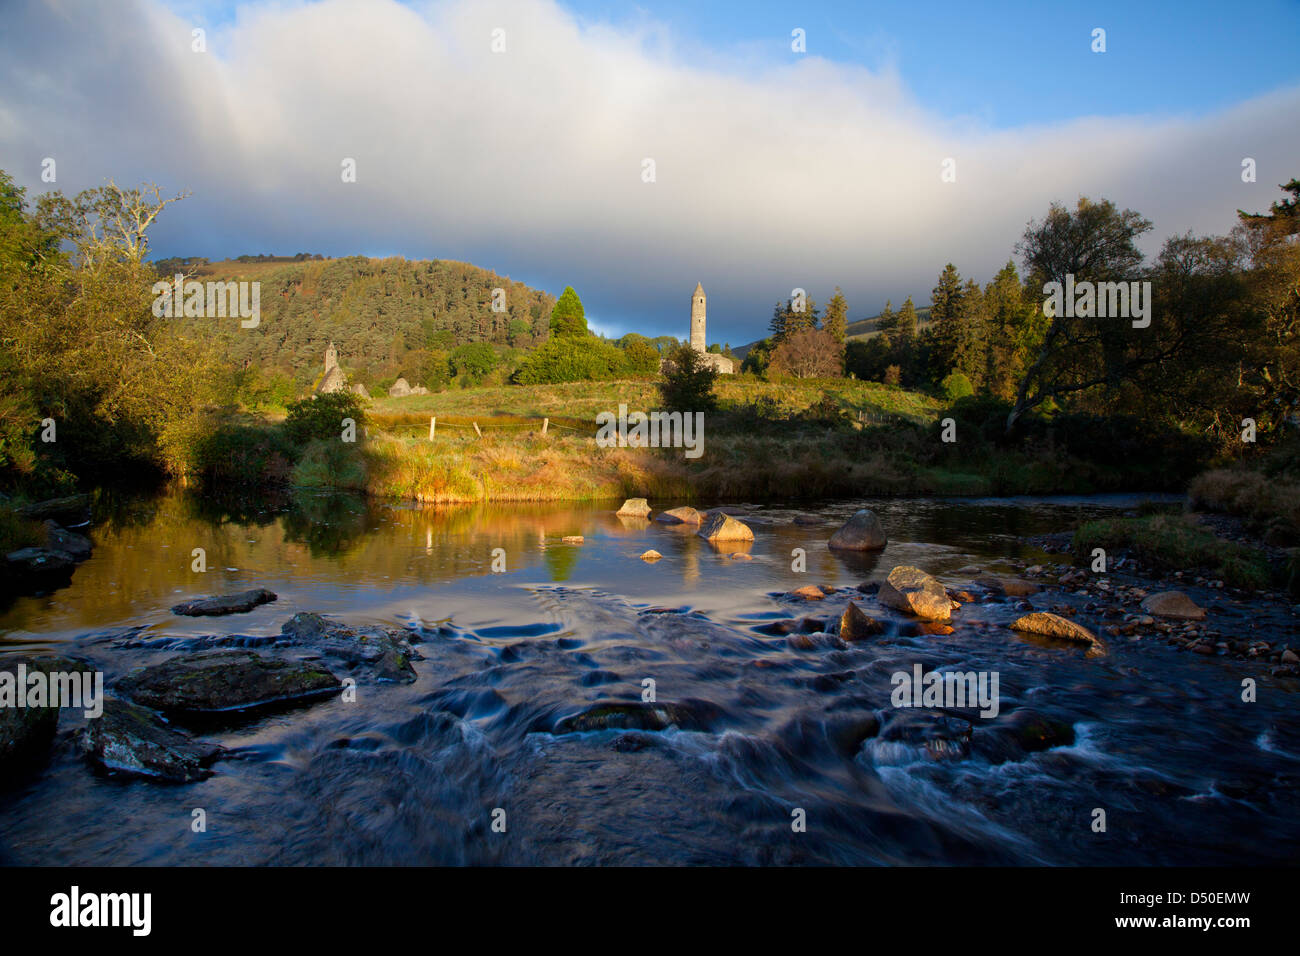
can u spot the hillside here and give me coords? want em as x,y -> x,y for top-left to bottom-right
164,256 -> 556,386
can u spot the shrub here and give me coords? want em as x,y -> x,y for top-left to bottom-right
188,423 -> 297,487
941,371 -> 974,401
450,342 -> 499,380
283,392 -> 365,446
512,336 -> 627,384
659,343 -> 718,412
291,438 -> 368,490
622,339 -> 662,376
884,364 -> 902,386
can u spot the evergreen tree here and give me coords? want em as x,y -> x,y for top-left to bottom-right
823,287 -> 848,346
549,286 -> 588,337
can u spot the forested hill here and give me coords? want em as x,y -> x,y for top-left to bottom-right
164,256 -> 556,385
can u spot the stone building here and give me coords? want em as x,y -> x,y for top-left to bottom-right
677,282 -> 735,374
314,341 -> 370,398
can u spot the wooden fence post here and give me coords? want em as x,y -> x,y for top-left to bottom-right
541,417 -> 549,436
430,417 -> 436,439
473,421 -> 483,439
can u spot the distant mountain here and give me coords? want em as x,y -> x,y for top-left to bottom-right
163,255 -> 556,384
732,306 -> 932,359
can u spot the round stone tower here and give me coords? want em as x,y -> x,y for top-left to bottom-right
325,341 -> 338,373
690,282 -> 706,353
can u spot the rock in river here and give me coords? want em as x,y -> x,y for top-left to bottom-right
1009,612 -> 1106,658
553,699 -> 721,733
878,566 -> 952,621
171,588 -> 278,617
697,511 -> 753,543
79,698 -> 223,783
616,498 -> 652,518
117,650 -> 341,720
0,655 -> 94,772
838,601 -> 885,641
1140,590 -> 1207,621
655,506 -> 702,525
827,509 -> 888,551
279,612 -> 419,682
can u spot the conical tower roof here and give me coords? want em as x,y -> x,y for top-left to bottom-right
693,282 -> 705,296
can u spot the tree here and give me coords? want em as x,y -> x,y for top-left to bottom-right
449,342 -> 498,380
823,287 -> 848,346
768,327 -> 843,379
622,338 -> 661,376
926,264 -> 966,384
1006,197 -> 1154,430
659,342 -> 718,411
770,296 -> 819,343
875,300 -> 895,338
548,286 -> 588,337
895,297 -> 919,341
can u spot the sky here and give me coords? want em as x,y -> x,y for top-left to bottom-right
2,0 -> 1298,344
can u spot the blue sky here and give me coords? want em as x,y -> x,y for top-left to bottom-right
6,0 -> 1300,342
561,0 -> 1300,127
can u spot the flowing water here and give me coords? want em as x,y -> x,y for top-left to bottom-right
1,490 -> 1297,866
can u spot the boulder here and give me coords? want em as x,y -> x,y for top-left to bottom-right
878,566 -> 951,621
639,550 -> 663,562
788,585 -> 825,601
697,511 -> 754,543
78,698 -> 223,783
4,547 -> 76,591
279,612 -> 419,682
43,521 -> 92,561
117,650 -> 342,720
616,498 -> 652,518
0,656 -> 93,771
974,576 -> 1039,597
1140,591 -> 1206,621
1009,612 -> 1106,658
838,602 -> 885,641
553,699 -> 721,734
654,506 -> 702,525
828,509 -> 887,551
171,588 -> 278,617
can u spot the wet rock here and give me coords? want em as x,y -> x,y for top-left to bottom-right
792,514 -> 823,526
697,511 -> 753,543
171,588 -> 278,617
616,498 -> 651,518
655,506 -> 701,525
78,698 -> 223,783
878,566 -> 951,621
1141,591 -> 1207,621
974,708 -> 1075,764
788,585 -> 825,601
639,549 -> 662,561
553,698 -> 721,733
4,547 -> 75,591
1009,612 -> 1106,658
728,552 -> 753,561
870,710 -> 972,762
974,576 -> 1039,597
838,602 -> 885,641
755,617 -> 824,636
561,535 -> 584,544
43,521 -> 92,561
917,621 -> 955,635
117,650 -> 342,720
827,509 -> 887,551
279,612 -> 419,682
1282,649 -> 1299,665
0,656 -> 95,772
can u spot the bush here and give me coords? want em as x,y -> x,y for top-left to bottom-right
283,393 -> 365,446
291,438 -> 368,490
622,339 -> 662,376
450,342 -> 498,380
512,336 -> 627,384
659,343 -> 718,412
884,364 -> 902,386
188,423 -> 297,487
941,371 -> 974,401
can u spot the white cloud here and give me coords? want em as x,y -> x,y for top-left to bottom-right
3,0 -> 1297,343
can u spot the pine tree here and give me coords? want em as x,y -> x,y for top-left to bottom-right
823,287 -> 848,345
876,299 -> 895,339
927,264 -> 965,384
